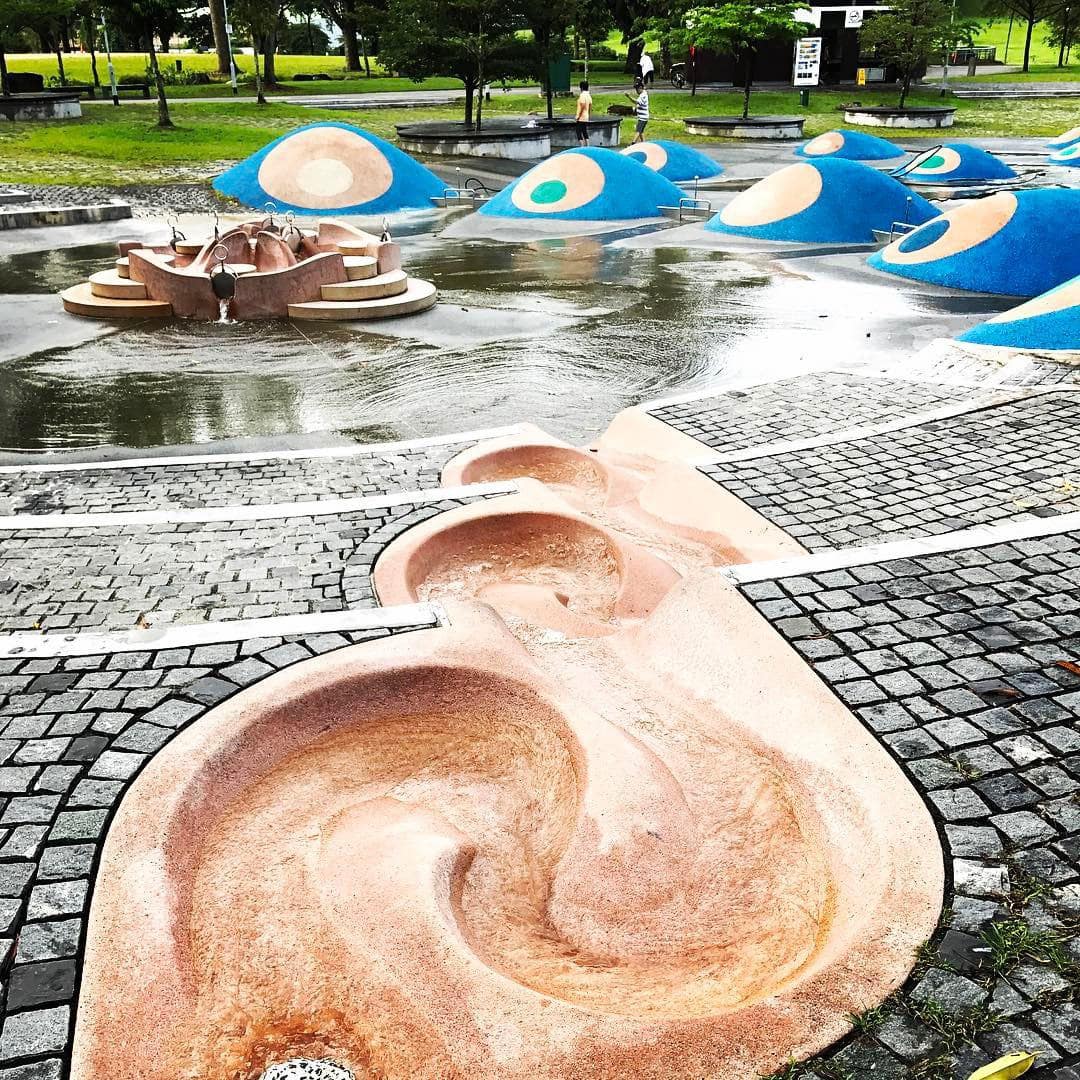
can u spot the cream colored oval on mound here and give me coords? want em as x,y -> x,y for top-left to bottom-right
511,153 -> 606,215
880,191 -> 1018,266
802,131 -> 844,156
621,142 -> 669,172
719,162 -> 823,227
986,276 -> 1080,323
258,127 -> 394,210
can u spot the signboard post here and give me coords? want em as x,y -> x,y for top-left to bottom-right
793,36 -> 822,106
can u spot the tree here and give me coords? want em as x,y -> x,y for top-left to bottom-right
988,0 -> 1055,70
860,0 -> 966,105
379,0 -> 529,128
321,0 -> 363,69
231,0 -> 282,99
0,0 -> 39,93
105,0 -> 175,125
670,1 -> 803,119
1045,0 -> 1078,64
523,0 -> 574,119
207,0 -> 231,73
569,0 -> 614,76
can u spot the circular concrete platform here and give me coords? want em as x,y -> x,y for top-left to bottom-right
843,105 -> 956,129
396,120 -> 552,160
684,115 -> 806,140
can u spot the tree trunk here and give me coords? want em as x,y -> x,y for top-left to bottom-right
306,15 -> 314,54
158,28 -> 169,52
55,41 -> 66,84
1022,15 -> 1035,72
476,66 -> 485,130
84,18 -> 101,89
464,78 -> 474,126
209,0 -> 231,75
625,38 -> 643,75
0,47 -> 8,97
341,3 -> 361,71
362,34 -> 371,76
61,17 -> 72,52
253,39 -> 267,103
899,68 -> 911,108
741,50 -> 752,119
147,29 -> 174,128
262,26 -> 277,87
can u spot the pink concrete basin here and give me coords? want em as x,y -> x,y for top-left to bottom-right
72,587 -> 942,1080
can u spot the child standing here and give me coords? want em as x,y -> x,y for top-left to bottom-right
626,78 -> 649,143
575,80 -> 593,146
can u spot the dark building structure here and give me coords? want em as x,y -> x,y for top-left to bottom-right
686,0 -> 898,87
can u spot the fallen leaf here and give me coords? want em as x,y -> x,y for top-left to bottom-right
968,1051 -> 1042,1080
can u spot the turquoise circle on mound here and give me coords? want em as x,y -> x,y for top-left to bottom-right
898,217 -> 950,253
923,154 -> 946,170
532,180 -> 569,204
626,150 -> 647,162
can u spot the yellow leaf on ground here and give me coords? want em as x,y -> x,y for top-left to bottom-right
968,1052 -> 1042,1080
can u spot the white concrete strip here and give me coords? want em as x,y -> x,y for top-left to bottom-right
0,603 -> 444,658
0,481 -> 517,530
726,510 -> 1080,584
694,386 -> 1042,465
0,425 -> 525,475
639,366 -> 993,413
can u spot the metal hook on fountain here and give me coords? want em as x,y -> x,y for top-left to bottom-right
210,208 -> 221,242
282,209 -> 303,253
167,213 -> 186,252
210,242 -> 237,323
380,217 -> 392,243
263,201 -> 278,231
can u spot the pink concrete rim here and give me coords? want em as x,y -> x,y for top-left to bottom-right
71,583 -> 942,1080
372,483 -> 681,633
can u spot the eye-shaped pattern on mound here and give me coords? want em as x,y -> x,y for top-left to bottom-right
869,189 -> 1080,297
958,274 -> 1080,351
479,148 -> 685,221
706,159 -> 939,244
212,122 -> 446,214
796,129 -> 902,162
1048,125 -> 1080,150
620,140 -> 724,182
899,142 -> 1016,182
1050,143 -> 1080,168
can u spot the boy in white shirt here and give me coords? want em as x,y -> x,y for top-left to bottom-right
626,78 -> 649,143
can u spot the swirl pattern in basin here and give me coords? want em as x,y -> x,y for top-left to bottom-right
73,582 -> 942,1080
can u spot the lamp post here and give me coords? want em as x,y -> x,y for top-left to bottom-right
941,0 -> 956,95
221,0 -> 239,95
99,14 -> 119,106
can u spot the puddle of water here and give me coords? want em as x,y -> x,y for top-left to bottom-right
0,236 -> 1008,450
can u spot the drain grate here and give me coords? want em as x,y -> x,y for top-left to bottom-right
261,1061 -> 354,1080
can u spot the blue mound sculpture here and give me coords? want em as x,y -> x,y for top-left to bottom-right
213,122 -> 445,215
869,189 -> 1080,297
898,142 -> 1017,183
796,129 -> 902,161
1050,142 -> 1080,168
1048,126 -> 1080,150
479,147 -> 684,221
620,140 -> 724,182
958,274 -> 1080,351
704,158 -> 939,244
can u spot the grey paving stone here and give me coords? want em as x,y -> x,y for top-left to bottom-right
25,880 -> 87,920
909,967 -> 989,1011
35,845 -> 94,882
14,919 -> 81,963
0,1061 -> 63,1080
0,1005 -> 68,1060
876,1012 -> 944,1060
5,959 -> 76,1010
978,1022 -> 1061,1065
47,809 -> 106,841
945,825 -> 1004,859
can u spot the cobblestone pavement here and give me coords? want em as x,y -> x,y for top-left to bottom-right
736,525 -> 1080,1080
0,437 -> 487,515
0,622 -> 430,1076
6,183 -> 232,217
647,373 -> 982,453
703,391 -> 1080,552
0,496 -> 485,633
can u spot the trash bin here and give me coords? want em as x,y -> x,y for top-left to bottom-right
547,53 -> 571,94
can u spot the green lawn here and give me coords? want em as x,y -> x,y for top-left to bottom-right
1,86 -> 1074,187
3,51 -> 470,98
969,18 -> 1069,68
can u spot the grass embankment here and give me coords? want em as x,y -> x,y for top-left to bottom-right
3,51 -> 473,98
1,87 -> 1075,186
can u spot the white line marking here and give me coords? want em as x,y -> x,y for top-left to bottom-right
0,482 -> 517,530
725,510 -> 1080,584
0,604 -> 445,658
0,425 -> 525,476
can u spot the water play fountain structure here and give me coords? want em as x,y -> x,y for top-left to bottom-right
895,143 -> 1018,186
705,159 -> 939,244
1049,143 -> 1080,168
60,213 -> 438,321
213,122 -> 446,215
70,424 -> 943,1080
619,140 -> 725,184
1048,125 -> 1080,150
795,129 -> 904,162
869,188 -> 1080,296
958,272 -> 1080,351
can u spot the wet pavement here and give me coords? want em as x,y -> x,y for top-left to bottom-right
0,215 -> 1016,452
